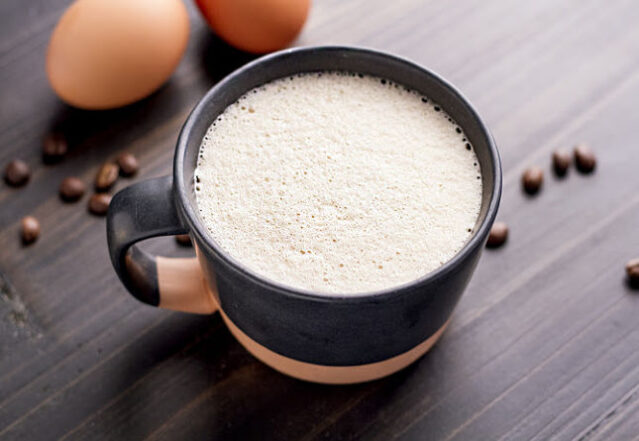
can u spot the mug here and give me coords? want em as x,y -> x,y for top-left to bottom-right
106,46 -> 502,384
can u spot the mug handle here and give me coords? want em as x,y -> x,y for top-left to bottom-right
106,175 -> 218,315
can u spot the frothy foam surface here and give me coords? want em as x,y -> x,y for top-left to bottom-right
195,72 -> 482,294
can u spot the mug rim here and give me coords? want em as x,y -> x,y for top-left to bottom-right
174,45 -> 502,302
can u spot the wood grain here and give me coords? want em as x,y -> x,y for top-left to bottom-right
1,0 -> 639,440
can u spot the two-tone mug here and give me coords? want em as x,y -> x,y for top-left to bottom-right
106,46 -> 502,384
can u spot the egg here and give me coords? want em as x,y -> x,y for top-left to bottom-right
195,0 -> 310,54
46,0 -> 189,110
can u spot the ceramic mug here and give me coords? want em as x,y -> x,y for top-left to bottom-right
106,46 -> 502,384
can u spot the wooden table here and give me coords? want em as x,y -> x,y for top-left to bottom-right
2,1 -> 639,439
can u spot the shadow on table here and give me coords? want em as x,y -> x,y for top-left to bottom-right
197,31 -> 258,85
625,277 -> 639,291
46,78 -> 189,154
99,310 -> 436,441
101,236 -> 458,441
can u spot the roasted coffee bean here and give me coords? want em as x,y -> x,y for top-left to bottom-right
552,149 -> 571,176
486,222 -> 508,248
88,193 -> 112,215
175,234 -> 192,246
626,258 -> 639,284
42,132 -> 68,163
522,166 -> 544,194
116,152 -> 139,177
4,159 -> 30,187
574,144 -> 596,173
21,216 -> 40,244
59,177 -> 86,202
95,162 -> 119,191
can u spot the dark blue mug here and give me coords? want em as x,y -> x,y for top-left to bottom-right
107,46 -> 501,384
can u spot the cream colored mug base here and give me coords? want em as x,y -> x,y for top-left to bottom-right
157,255 -> 448,384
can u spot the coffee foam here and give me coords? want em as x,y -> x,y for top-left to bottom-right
195,72 -> 482,294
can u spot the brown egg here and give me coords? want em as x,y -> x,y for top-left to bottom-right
196,0 -> 310,54
46,0 -> 189,110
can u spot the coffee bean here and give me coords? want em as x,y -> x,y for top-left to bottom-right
486,221 -> 508,248
175,234 -> 192,246
42,132 -> 68,163
626,258 -> 639,284
574,144 -> 596,173
59,177 -> 86,202
522,166 -> 544,194
552,149 -> 571,176
4,159 -> 30,187
116,152 -> 139,177
88,193 -> 112,215
21,216 -> 40,245
95,162 -> 119,191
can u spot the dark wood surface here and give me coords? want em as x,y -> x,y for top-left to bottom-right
2,1 -> 639,440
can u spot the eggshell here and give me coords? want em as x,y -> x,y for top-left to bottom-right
195,0 -> 310,54
46,0 -> 189,110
